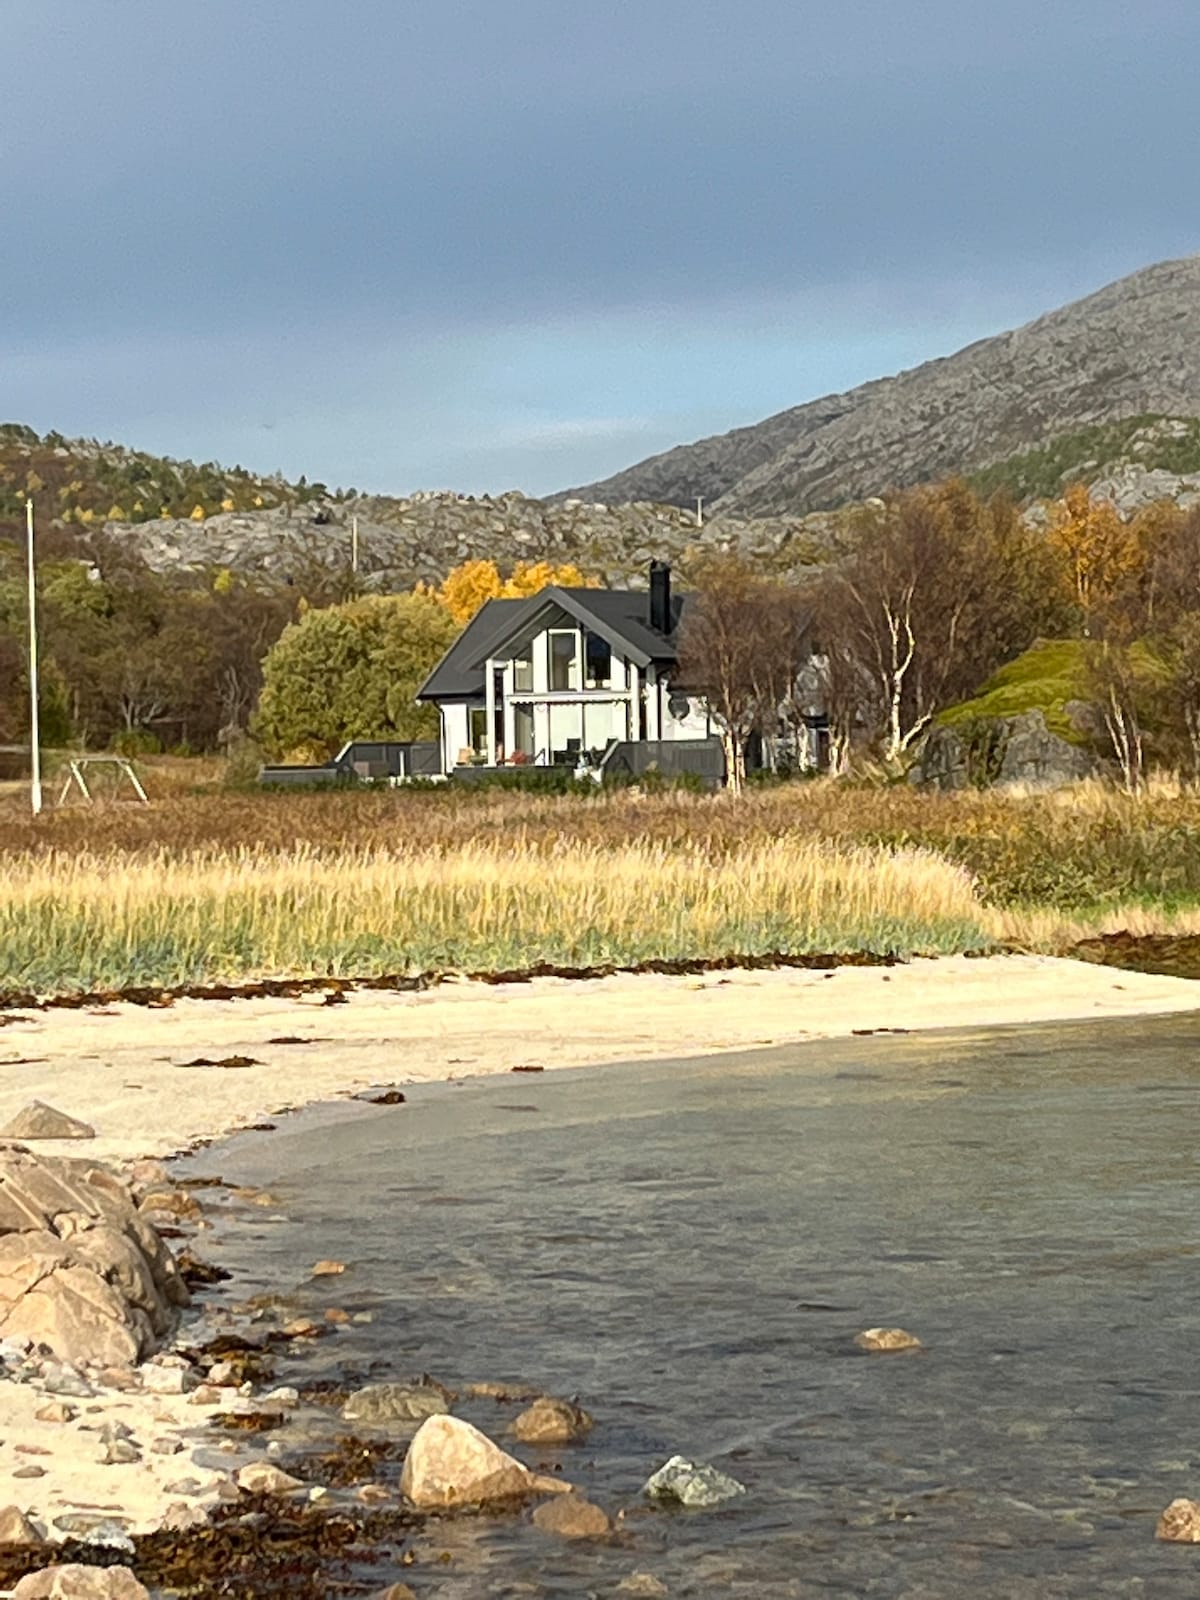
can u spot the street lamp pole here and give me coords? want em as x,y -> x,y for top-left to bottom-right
26,498 -> 42,816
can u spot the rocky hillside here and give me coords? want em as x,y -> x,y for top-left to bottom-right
559,253 -> 1200,516
95,490 -> 840,590
0,425 -> 845,587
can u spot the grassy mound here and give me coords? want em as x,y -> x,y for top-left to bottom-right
937,640 -> 1090,743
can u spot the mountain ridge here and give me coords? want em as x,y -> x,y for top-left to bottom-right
557,253 -> 1200,516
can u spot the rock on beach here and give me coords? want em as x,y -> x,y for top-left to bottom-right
0,1104 -> 96,1141
12,1568 -> 149,1599
0,1148 -> 188,1367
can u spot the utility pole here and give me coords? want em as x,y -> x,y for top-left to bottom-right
25,498 -> 42,816
695,496 -> 704,529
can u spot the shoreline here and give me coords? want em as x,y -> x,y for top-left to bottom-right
2,952 -> 1200,1566
2,954 -> 1199,1166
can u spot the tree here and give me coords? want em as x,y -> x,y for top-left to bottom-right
253,591 -> 458,759
436,558 -> 597,625
1046,483 -> 1143,633
677,555 -> 810,793
818,482 -> 1063,766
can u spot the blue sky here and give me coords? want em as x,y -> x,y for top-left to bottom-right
4,0 -> 1199,496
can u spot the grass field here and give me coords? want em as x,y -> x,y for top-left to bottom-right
3,769 -> 1200,993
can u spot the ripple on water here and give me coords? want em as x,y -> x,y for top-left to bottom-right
203,1012 -> 1200,1597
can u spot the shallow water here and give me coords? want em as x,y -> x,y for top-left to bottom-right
203,1013 -> 1200,1596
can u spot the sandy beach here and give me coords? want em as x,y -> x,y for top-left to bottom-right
2,953 -> 1199,1165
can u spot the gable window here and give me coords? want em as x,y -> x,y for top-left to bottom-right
549,629 -> 579,691
513,648 -> 533,692
584,629 -> 612,689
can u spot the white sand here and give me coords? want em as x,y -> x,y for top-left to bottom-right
0,1380 -> 234,1540
1,954 -> 1198,1165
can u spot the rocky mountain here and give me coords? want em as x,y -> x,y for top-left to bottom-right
559,253 -> 1200,516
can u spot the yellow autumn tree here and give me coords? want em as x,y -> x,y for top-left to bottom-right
1046,484 -> 1142,631
502,560 -> 597,599
436,559 -> 598,625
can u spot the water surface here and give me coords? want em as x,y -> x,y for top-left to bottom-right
205,1014 -> 1200,1596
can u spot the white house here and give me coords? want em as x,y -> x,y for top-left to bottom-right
416,562 -> 717,774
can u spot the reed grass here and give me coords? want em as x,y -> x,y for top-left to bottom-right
5,775 -> 1200,992
0,837 -> 989,993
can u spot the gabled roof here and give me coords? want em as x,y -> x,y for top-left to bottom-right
415,586 -> 690,702
416,597 -> 537,700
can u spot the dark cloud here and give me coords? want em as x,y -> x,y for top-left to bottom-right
3,0 -> 1198,491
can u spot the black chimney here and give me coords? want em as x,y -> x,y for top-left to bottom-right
649,560 -> 671,634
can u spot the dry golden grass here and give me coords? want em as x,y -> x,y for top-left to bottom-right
4,771 -> 1200,991
0,835 -> 988,992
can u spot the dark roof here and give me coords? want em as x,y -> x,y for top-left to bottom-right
415,586 -> 690,702
416,598 -> 536,700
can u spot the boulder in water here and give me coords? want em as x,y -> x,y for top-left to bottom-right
341,1379 -> 453,1425
513,1395 -> 593,1444
643,1455 -> 746,1508
400,1415 -> 546,1508
854,1326 -> 922,1352
1157,1498 -> 1200,1541
531,1492 -> 612,1538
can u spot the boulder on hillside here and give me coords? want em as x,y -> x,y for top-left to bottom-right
400,1415 -> 556,1509
0,1148 -> 188,1368
12,1567 -> 149,1599
0,1104 -> 96,1141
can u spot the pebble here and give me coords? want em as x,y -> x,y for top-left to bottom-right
140,1366 -> 194,1395
150,1438 -> 184,1455
164,1477 -> 203,1496
102,1439 -> 142,1465
34,1402 -> 75,1423
235,1462 -> 307,1495
262,1387 -> 299,1409
311,1259 -> 347,1276
41,1368 -> 94,1399
12,1466 -> 45,1479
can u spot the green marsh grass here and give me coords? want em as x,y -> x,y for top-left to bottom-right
0,837 -> 989,993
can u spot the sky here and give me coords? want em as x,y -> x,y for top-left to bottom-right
4,0 -> 1200,497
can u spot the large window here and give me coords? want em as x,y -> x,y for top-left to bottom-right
584,630 -> 612,689
513,648 -> 533,692
513,703 -> 534,757
549,630 -> 579,691
468,707 -> 488,756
